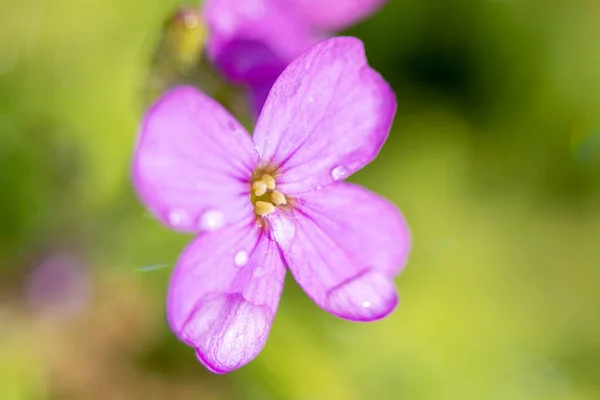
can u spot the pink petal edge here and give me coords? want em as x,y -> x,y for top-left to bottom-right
132,86 -> 258,233
253,36 -> 397,195
167,219 -> 286,373
268,182 -> 411,321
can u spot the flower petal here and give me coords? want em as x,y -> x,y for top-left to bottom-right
167,219 -> 286,373
268,183 -> 410,321
253,37 -> 396,194
281,0 -> 387,31
203,0 -> 314,86
133,86 -> 258,232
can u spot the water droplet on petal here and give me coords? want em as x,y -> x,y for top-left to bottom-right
331,165 -> 348,181
199,209 -> 224,231
169,209 -> 190,227
234,250 -> 249,267
327,271 -> 398,321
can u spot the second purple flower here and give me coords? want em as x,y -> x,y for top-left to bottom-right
203,0 -> 388,114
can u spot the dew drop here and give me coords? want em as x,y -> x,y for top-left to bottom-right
199,209 -> 224,231
331,165 -> 348,181
168,209 -> 190,227
234,250 -> 249,267
327,271 -> 397,320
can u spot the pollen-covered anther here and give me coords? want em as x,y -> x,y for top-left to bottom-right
251,174 -> 287,216
252,180 -> 268,196
261,174 -> 276,190
271,190 -> 287,205
255,201 -> 276,216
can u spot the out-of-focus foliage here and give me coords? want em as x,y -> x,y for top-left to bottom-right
0,0 -> 598,399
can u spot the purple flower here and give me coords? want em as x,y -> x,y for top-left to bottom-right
25,253 -> 91,319
133,37 -> 411,373
203,0 -> 387,114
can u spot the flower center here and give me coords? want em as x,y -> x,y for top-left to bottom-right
251,173 -> 287,216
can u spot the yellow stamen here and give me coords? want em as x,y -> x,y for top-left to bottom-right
252,180 -> 268,196
261,174 -> 276,190
254,201 -> 276,216
271,190 -> 287,205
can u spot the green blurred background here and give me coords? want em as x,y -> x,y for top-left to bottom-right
1,0 -> 599,399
